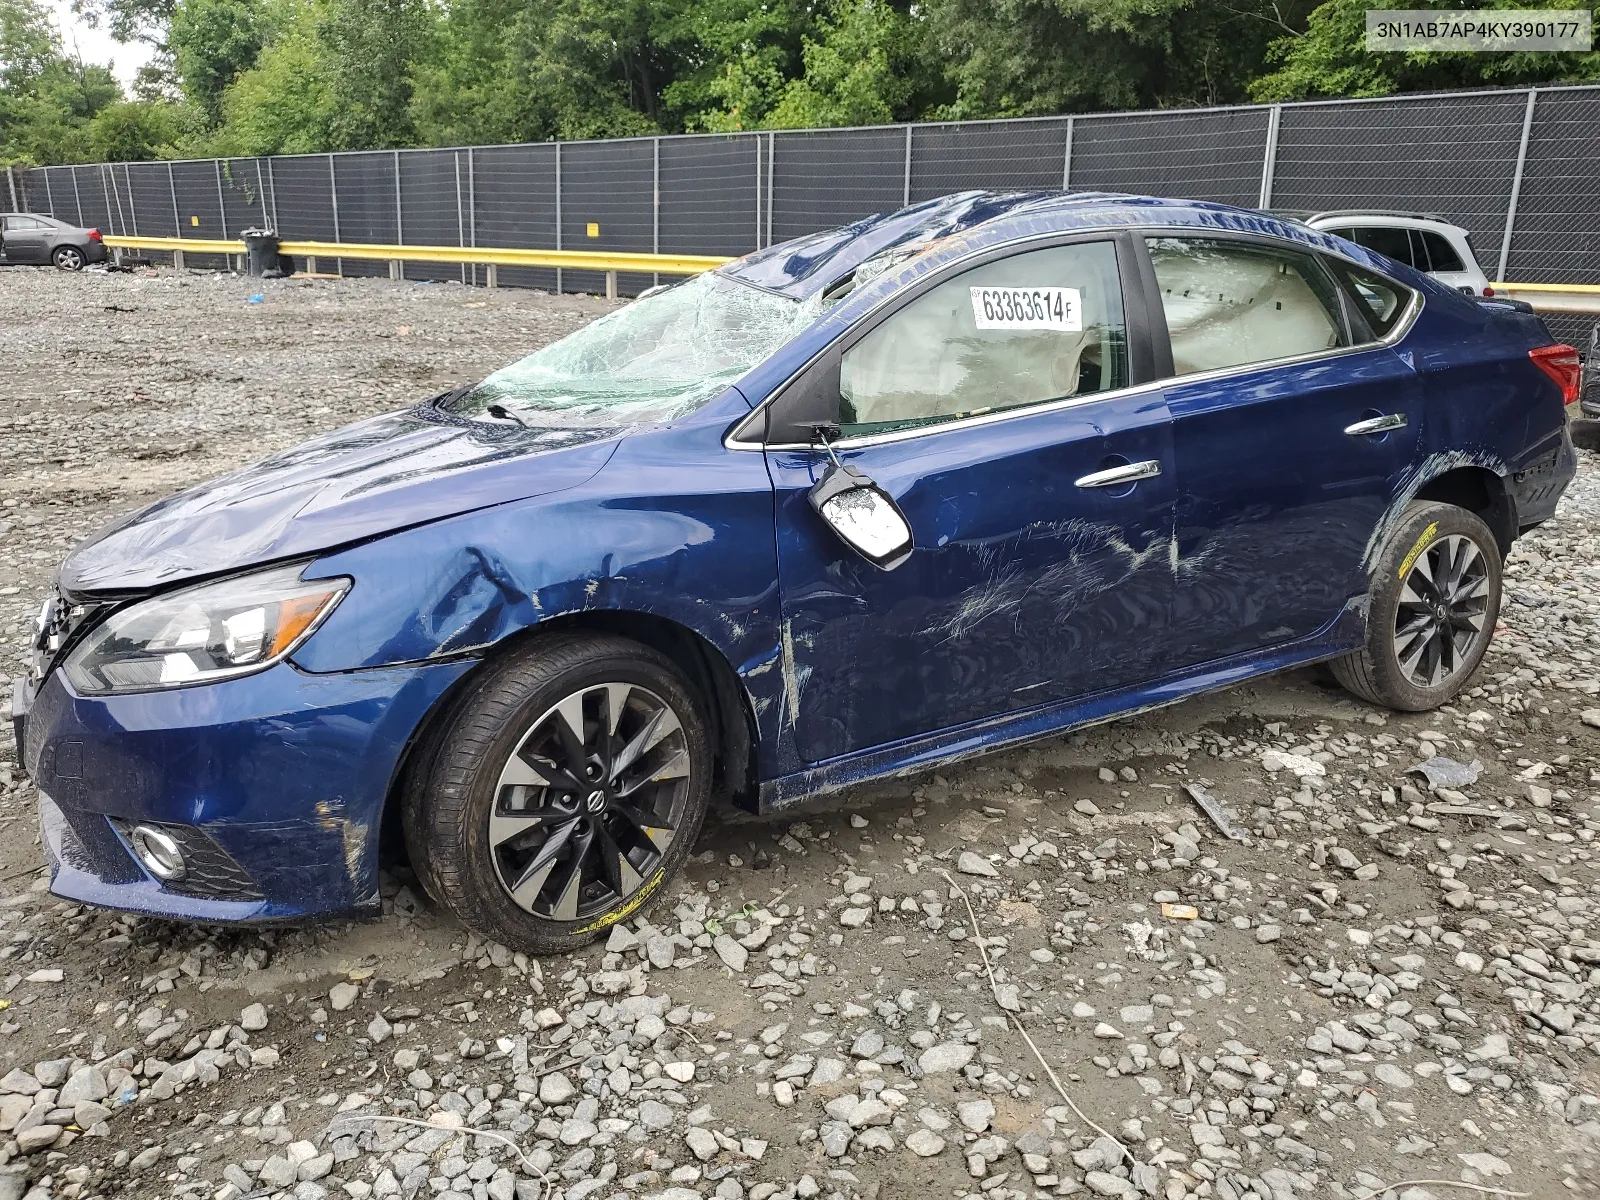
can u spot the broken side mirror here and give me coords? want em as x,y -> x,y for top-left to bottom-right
805,426 -> 913,570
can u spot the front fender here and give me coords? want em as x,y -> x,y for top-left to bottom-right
290,415 -> 786,755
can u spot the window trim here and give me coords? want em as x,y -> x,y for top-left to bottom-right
725,226 -> 1421,452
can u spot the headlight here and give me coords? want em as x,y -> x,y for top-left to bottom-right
63,564 -> 350,696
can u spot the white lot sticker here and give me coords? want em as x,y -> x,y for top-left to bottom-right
970,286 -> 1082,332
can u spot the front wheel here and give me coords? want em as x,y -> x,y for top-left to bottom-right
1330,500 -> 1502,711
52,246 -> 85,271
403,634 -> 712,955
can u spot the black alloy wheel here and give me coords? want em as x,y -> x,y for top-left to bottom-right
402,633 -> 712,955
490,682 -> 690,921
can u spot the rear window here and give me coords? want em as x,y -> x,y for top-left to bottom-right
1417,230 -> 1466,273
1340,226 -> 1417,269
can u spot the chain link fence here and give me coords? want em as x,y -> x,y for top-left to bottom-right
9,83 -> 1600,301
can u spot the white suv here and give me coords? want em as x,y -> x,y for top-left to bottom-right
1301,210 -> 1491,296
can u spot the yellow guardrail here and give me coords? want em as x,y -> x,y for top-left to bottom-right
1490,281 -> 1600,315
100,234 -> 732,297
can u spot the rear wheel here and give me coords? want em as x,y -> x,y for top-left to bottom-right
52,246 -> 84,271
1330,500 -> 1501,711
403,634 -> 711,955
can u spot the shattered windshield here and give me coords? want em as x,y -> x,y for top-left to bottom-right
450,271 -> 813,424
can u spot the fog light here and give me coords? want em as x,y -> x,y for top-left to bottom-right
129,825 -> 187,882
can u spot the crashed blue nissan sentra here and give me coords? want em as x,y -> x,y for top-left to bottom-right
12,191 -> 1581,953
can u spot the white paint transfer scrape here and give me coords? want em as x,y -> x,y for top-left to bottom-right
1360,450 -> 1506,573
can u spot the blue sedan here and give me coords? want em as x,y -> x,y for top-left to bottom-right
11,191 -> 1581,952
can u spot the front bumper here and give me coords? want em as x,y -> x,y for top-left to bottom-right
18,656 -> 474,922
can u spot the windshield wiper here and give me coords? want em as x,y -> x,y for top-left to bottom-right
485,404 -> 529,427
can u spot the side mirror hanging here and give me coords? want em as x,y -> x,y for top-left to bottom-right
805,424 -> 913,570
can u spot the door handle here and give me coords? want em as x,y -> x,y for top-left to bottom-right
1344,413 -> 1407,436
1074,460 -> 1162,489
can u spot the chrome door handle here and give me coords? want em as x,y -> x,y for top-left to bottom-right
1344,413 -> 1407,436
1075,460 -> 1162,489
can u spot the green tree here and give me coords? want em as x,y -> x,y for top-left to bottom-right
925,0 -> 1319,116
215,0 -> 334,153
318,0 -> 429,147
86,95 -> 178,157
169,0 -> 267,125
765,0 -> 928,128
1251,0 -> 1600,99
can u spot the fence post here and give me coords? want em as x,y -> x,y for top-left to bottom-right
328,154 -> 342,277
123,165 -> 138,235
6,167 -> 18,213
766,131 -> 775,249
393,149 -> 404,282
903,125 -> 912,207
1257,105 -> 1282,210
70,168 -> 84,227
215,160 -> 228,248
43,169 -> 54,218
455,150 -> 466,286
167,161 -> 181,269
554,142 -> 562,295
254,160 -> 267,230
754,133 -> 763,251
265,159 -> 280,231
1498,88 -> 1538,284
652,136 -> 660,289
1062,116 -> 1074,189
467,147 -> 477,289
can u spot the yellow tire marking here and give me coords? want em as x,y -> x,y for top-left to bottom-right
574,867 -> 668,934
1397,522 -> 1438,581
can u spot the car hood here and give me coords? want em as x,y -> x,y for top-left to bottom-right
59,406 -> 624,594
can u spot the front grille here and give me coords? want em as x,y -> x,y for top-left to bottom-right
27,586 -> 112,689
108,819 -> 265,901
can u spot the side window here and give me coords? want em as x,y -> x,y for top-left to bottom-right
1145,237 -> 1348,377
1332,263 -> 1413,339
838,241 -> 1127,435
1419,230 -> 1466,273
1346,225 -> 1416,268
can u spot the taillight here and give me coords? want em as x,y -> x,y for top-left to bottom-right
1482,286 -> 1494,296
1529,343 -> 1581,405
87,228 -> 102,241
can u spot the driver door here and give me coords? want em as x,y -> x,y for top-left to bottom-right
759,236 -> 1177,765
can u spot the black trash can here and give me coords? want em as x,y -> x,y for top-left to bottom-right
241,228 -> 294,278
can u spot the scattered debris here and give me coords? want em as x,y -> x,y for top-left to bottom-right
1410,755 -> 1484,789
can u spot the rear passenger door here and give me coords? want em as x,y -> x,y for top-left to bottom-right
1146,235 -> 1426,668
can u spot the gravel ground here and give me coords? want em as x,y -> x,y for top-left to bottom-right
0,266 -> 1597,1200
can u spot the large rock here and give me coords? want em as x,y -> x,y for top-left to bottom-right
15,1125 -> 60,1154
956,852 -> 998,878
917,1042 -> 975,1074
684,1127 -> 719,1161
712,936 -> 748,972
58,1066 -> 108,1107
538,1072 -> 575,1105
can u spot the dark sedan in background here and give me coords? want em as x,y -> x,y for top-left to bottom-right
0,213 -> 108,270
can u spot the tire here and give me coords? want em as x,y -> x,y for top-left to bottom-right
1330,500 -> 1502,712
53,246 -> 85,271
402,634 -> 712,955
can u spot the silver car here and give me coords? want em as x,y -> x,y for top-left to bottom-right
0,213 -> 110,270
